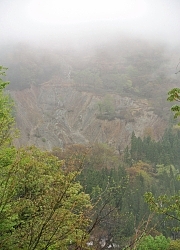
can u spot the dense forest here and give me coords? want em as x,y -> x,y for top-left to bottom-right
51,127 -> 180,249
1,39 -> 180,249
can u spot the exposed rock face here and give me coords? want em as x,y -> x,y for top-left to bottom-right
11,83 -> 166,151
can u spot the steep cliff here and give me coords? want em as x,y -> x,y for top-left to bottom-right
11,82 -> 166,151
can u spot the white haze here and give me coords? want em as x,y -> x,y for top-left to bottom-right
1,0 -> 180,49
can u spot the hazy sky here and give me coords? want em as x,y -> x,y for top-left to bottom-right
1,0 -> 180,48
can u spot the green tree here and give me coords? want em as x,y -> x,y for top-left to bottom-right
0,66 -> 15,147
144,88 -> 180,235
144,191 -> 180,233
0,146 -> 91,250
135,234 -> 170,250
167,88 -> 180,120
0,67 -> 18,245
168,239 -> 180,250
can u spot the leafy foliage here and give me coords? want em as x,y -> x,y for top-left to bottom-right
0,66 -> 16,147
135,235 -> 170,250
168,239 -> 180,250
143,87 -> 180,239
0,146 -> 91,250
144,191 -> 180,233
167,88 -> 180,119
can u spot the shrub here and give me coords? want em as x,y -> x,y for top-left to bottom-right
168,240 -> 180,250
136,235 -> 170,250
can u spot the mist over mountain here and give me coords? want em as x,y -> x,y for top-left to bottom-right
1,1 -> 180,248
1,0 -> 180,48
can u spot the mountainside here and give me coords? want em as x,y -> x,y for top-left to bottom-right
2,39 -> 178,150
11,82 -> 166,151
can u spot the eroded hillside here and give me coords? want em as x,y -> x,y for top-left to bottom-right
11,82 -> 166,151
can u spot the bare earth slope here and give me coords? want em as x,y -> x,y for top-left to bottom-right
11,82 -> 165,151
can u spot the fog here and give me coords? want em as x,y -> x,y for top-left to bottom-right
1,0 -> 180,50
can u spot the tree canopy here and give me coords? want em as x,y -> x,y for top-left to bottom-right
168,88 -> 180,120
